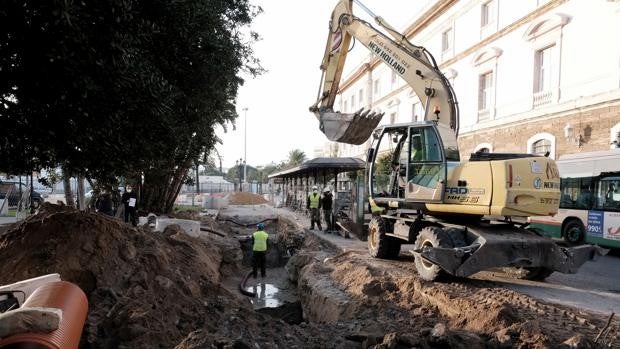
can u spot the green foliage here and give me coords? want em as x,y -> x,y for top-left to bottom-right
375,152 -> 393,191
287,149 -> 307,166
0,0 -> 263,212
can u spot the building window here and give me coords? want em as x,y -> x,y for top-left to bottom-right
527,132 -> 556,158
531,139 -> 551,155
478,71 -> 493,112
350,95 -> 355,111
390,112 -> 397,124
411,102 -> 421,121
481,1 -> 495,27
534,45 -> 554,93
373,79 -> 381,97
358,89 -> 364,106
442,28 -> 452,52
343,100 -> 348,112
391,71 -> 398,87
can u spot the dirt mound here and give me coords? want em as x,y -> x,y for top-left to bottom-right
290,248 -> 618,348
228,192 -> 268,205
0,205 -> 336,348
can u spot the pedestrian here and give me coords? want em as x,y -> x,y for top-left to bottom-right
96,191 -> 114,216
321,187 -> 333,233
121,185 -> 138,226
307,185 -> 322,231
252,223 -> 269,278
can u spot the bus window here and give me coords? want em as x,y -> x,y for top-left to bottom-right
561,177 -> 594,209
598,177 -> 620,211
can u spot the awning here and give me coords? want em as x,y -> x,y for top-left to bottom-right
268,157 -> 366,179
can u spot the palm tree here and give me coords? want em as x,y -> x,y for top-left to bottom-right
287,149 -> 307,166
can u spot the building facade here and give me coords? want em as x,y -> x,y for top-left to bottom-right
333,0 -> 620,160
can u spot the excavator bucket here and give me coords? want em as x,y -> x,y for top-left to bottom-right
319,108 -> 384,145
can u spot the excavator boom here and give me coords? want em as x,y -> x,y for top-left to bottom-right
311,0 -> 459,144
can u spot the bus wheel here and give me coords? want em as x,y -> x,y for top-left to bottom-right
563,219 -> 585,245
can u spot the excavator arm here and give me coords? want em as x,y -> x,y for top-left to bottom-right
310,0 -> 459,145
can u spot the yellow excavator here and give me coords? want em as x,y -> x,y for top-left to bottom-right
310,0 -> 606,281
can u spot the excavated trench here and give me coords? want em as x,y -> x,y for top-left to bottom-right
218,210 -> 619,348
223,217 -> 305,325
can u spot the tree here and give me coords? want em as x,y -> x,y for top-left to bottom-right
287,149 -> 307,166
0,0 -> 263,213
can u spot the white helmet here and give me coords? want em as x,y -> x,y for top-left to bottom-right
312,185 -> 318,190
323,187 -> 330,193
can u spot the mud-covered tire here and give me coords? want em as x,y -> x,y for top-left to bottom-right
414,226 -> 453,281
505,267 -> 554,281
562,219 -> 584,245
368,217 -> 397,259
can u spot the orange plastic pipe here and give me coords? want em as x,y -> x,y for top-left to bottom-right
0,281 -> 88,349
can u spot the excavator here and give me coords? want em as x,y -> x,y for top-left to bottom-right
310,0 -> 606,281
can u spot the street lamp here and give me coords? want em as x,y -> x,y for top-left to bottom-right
242,107 -> 248,187
236,158 -> 244,191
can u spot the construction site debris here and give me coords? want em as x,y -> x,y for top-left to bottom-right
228,192 -> 268,205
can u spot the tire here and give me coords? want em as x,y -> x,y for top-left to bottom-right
368,217 -> 398,259
562,219 -> 585,245
504,267 -> 554,281
414,226 -> 453,281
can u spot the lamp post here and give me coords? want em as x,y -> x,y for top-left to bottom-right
237,158 -> 243,192
242,107 -> 248,188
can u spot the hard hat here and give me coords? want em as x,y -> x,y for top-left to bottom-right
257,223 -> 265,230
323,187 -> 330,192
312,185 -> 318,190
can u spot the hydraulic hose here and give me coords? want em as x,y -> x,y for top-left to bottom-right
238,270 -> 256,298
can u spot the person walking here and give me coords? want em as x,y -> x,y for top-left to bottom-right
321,187 -> 333,233
307,185 -> 322,231
252,223 -> 269,278
121,185 -> 138,226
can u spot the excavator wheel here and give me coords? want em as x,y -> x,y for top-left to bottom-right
414,226 -> 453,281
368,217 -> 399,259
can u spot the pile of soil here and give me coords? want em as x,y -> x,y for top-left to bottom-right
0,204 -> 342,348
289,241 -> 619,349
227,192 -> 268,205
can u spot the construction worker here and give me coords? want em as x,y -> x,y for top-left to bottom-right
321,187 -> 333,233
307,185 -> 322,230
252,223 -> 269,278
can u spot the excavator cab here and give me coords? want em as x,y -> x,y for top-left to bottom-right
368,122 -> 458,205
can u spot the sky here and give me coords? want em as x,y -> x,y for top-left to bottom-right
215,0 -> 429,170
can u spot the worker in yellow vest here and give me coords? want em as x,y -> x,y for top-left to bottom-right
252,223 -> 269,278
307,185 -> 323,231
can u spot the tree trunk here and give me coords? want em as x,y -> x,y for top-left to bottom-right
62,171 -> 74,207
77,176 -> 85,210
141,160 -> 191,214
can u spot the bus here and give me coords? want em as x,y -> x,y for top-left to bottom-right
529,150 -> 620,249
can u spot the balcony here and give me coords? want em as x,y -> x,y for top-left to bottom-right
533,89 -> 554,108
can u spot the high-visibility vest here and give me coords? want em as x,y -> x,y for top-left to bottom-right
253,230 -> 269,252
308,193 -> 320,208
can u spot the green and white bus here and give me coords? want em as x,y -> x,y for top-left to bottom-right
529,150 -> 620,249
